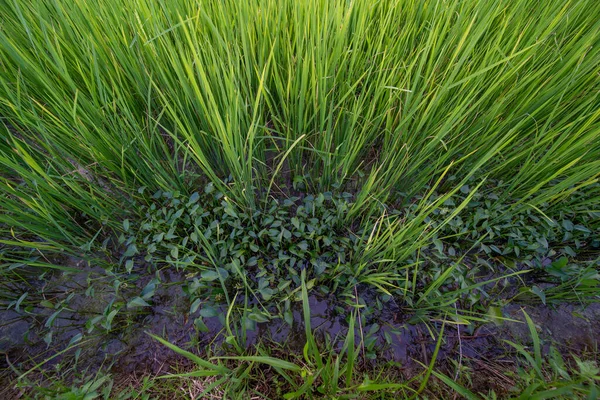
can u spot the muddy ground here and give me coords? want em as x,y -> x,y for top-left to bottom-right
1,260 -> 599,398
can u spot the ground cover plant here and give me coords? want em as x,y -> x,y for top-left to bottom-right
0,0 -> 599,398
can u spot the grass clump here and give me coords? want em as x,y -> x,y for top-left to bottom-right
1,0 -> 599,398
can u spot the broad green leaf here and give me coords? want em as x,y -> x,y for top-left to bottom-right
128,297 -> 150,308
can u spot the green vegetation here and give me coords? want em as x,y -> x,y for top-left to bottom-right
1,0 -> 599,398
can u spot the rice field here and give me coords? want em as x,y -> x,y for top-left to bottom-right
1,0 -> 599,398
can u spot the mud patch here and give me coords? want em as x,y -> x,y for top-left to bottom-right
1,259 -> 599,397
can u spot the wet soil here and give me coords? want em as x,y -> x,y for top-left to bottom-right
1,259 -> 599,397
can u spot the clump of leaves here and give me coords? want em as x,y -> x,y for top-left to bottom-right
422,180 -> 598,262
121,185 -> 359,306
408,179 -> 600,305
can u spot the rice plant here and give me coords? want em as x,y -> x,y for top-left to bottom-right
0,0 -> 599,397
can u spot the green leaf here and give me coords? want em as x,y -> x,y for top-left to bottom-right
201,270 -> 220,281
551,257 -> 568,269
173,208 -> 184,220
68,333 -> 83,347
291,217 -> 300,229
141,279 -> 158,299
523,310 -> 543,375
15,292 -> 28,312
104,309 -> 119,330
488,306 -> 504,325
260,288 -> 275,301
531,286 -> 546,305
128,297 -> 151,308
248,311 -> 270,323
200,306 -> 219,318
125,259 -> 134,273
223,205 -> 238,219
217,356 -> 301,372
430,370 -> 479,399
217,267 -> 230,280
45,309 -> 63,328
188,192 -> 200,204
562,220 -> 574,231
123,244 -> 138,258
433,238 -> 444,253
282,228 -> 292,240
190,298 -> 202,314
284,310 -> 293,326
149,333 -> 228,373
357,382 -> 408,392
574,225 -> 591,234
44,331 -> 53,346
194,317 -> 209,333
40,300 -> 54,308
